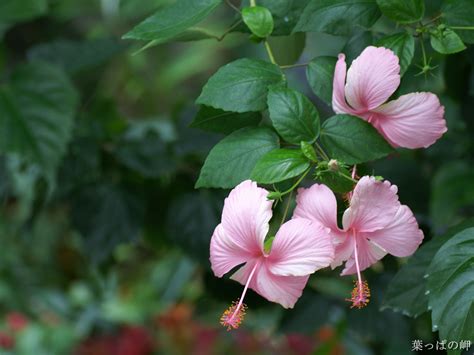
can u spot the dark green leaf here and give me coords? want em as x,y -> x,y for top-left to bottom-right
315,167 -> 355,193
72,184 -> 145,263
27,39 -> 126,75
197,58 -> 285,112
122,0 -> 222,42
376,0 -> 425,23
382,219 -> 474,318
427,227 -> 474,352
293,0 -> 381,36
190,106 -> 261,134
0,0 -> 47,22
267,86 -> 320,144
116,121 -> 174,178
242,6 -> 274,38
442,0 -> 474,44
0,63 -> 79,174
342,31 -> 374,64
376,32 -> 415,75
430,26 -> 466,54
320,114 -> 394,164
251,148 -> 310,184
196,127 -> 279,188
430,161 -> 474,229
306,56 -> 337,105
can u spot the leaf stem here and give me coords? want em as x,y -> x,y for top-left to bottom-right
278,168 -> 311,197
250,0 -> 256,6
279,190 -> 293,226
225,0 -> 241,13
280,62 -> 310,70
315,142 -> 329,161
217,19 -> 243,41
264,40 -> 277,65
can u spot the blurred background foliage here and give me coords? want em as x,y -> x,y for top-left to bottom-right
0,0 -> 472,354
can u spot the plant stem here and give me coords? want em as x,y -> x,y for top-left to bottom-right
264,40 -> 277,65
217,19 -> 243,41
225,0 -> 241,13
278,168 -> 311,197
279,190 -> 293,226
315,143 -> 329,161
250,0 -> 256,6
280,62 -> 309,70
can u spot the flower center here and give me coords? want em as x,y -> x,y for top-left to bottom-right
220,262 -> 259,330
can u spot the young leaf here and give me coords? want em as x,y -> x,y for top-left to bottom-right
442,0 -> 474,44
293,0 -> 381,36
376,0 -> 425,24
427,227 -> 474,351
267,86 -> 320,144
196,127 -> 279,188
190,106 -> 261,134
306,56 -> 337,105
320,114 -> 394,164
300,141 -> 317,162
0,63 -> 79,174
251,149 -> 310,184
376,32 -> 415,75
197,58 -> 285,112
242,6 -> 274,38
122,0 -> 222,43
430,26 -> 466,54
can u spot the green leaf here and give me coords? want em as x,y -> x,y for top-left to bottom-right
427,227 -> 474,352
376,0 -> 425,23
320,114 -> 394,164
382,219 -> 474,318
267,86 -> 320,144
242,6 -> 274,38
190,106 -> 261,134
0,63 -> 79,174
27,39 -> 126,75
442,0 -> 474,44
196,127 -> 279,188
300,141 -> 317,162
430,26 -> 466,54
315,163 -> 355,193
251,149 -> 310,184
430,161 -> 474,229
0,0 -> 47,22
376,32 -> 415,75
197,58 -> 285,112
72,184 -> 145,263
122,0 -> 222,42
342,31 -> 374,64
306,56 -> 337,105
293,0 -> 381,36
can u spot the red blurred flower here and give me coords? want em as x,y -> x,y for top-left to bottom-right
6,312 -> 29,332
0,331 -> 14,350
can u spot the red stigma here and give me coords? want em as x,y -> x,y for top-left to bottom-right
346,280 -> 370,309
220,300 -> 247,331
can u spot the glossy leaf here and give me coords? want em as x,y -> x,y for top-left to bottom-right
0,63 -> 79,174
267,86 -> 320,144
190,106 -> 261,134
196,58 -> 285,112
251,149 -> 310,184
306,56 -> 337,105
195,127 -> 279,188
293,0 -> 381,36
430,27 -> 466,54
376,32 -> 415,75
242,6 -> 274,38
320,114 -> 394,164
376,0 -> 425,24
427,227 -> 474,352
122,0 -> 222,42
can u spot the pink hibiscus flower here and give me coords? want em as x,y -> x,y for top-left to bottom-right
333,46 -> 447,149
210,180 -> 334,330
293,176 -> 423,308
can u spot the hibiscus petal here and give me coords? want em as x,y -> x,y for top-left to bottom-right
367,205 -> 423,257
369,92 -> 447,148
343,176 -> 400,233
341,236 -> 386,276
293,184 -> 341,234
345,46 -> 400,111
267,218 -> 334,277
257,265 -> 309,309
330,232 -> 353,269
210,180 -> 272,277
332,53 -> 357,114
